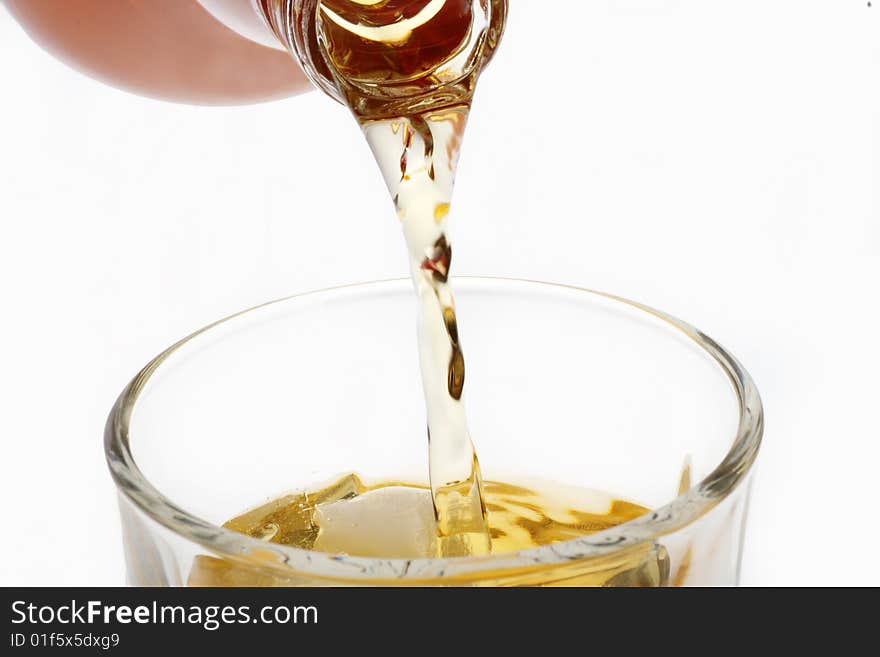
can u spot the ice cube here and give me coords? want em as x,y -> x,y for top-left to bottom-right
313,486 -> 437,558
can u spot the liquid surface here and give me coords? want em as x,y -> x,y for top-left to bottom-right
222,474 -> 650,557
188,475 -> 669,586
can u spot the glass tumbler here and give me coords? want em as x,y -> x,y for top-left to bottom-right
105,278 -> 762,586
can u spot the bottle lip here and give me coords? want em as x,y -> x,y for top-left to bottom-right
105,277 -> 763,584
277,0 -> 510,110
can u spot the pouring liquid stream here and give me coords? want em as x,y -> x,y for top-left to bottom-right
310,0 -> 504,556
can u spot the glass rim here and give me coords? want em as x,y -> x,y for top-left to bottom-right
105,277 -> 763,583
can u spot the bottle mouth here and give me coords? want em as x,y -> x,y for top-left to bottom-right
105,277 -> 763,584
261,0 -> 508,116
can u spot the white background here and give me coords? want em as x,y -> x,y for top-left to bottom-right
1,1 -> 877,586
